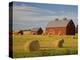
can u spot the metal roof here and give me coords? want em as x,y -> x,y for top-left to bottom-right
47,19 -> 72,28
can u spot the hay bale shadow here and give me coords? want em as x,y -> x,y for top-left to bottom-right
58,39 -> 64,48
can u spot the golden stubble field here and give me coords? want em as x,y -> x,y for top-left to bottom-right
12,34 -> 78,58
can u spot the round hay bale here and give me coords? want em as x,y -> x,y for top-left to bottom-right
29,40 -> 40,51
39,39 -> 64,49
50,39 -> 64,48
24,40 -> 40,52
51,40 -> 59,48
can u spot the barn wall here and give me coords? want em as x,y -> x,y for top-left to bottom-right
66,20 -> 75,35
46,27 -> 66,35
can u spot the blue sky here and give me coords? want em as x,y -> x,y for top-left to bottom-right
12,2 -> 78,31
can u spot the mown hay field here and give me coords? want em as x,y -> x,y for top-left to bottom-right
12,33 -> 78,58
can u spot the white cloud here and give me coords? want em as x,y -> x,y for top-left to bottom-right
13,5 -> 57,22
13,5 -> 77,20
13,5 -> 78,30
13,5 -> 56,16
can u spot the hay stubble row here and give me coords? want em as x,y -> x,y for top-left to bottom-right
13,34 -> 78,57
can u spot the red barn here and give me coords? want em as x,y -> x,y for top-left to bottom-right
46,18 -> 75,35
31,28 -> 43,35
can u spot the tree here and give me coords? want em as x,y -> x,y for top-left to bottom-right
18,30 -> 23,35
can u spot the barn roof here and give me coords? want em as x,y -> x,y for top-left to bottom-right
31,28 -> 41,32
47,18 -> 72,28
